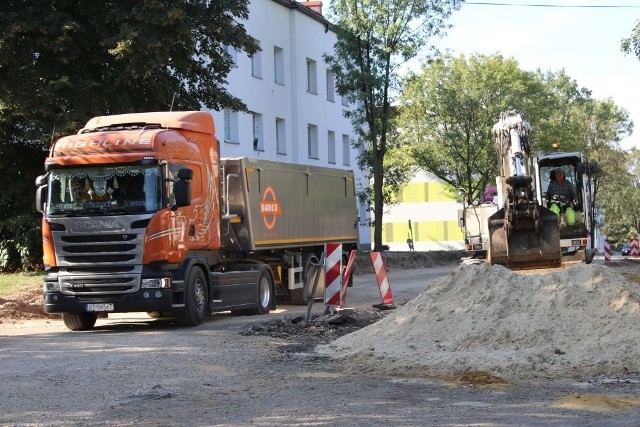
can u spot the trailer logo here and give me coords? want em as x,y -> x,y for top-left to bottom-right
260,186 -> 281,230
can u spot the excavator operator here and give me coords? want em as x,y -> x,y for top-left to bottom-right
547,168 -> 577,225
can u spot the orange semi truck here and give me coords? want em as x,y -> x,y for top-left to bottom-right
35,111 -> 359,330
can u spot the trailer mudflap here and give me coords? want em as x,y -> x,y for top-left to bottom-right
487,206 -> 561,269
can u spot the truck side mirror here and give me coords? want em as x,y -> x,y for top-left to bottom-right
35,173 -> 48,214
35,185 -> 47,213
173,168 -> 193,209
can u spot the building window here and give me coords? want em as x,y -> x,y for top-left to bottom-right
306,58 -> 317,94
276,118 -> 286,154
326,69 -> 335,102
341,94 -> 349,107
308,124 -> 319,159
224,108 -> 239,144
225,45 -> 238,67
342,134 -> 350,166
327,130 -> 336,164
252,113 -> 264,151
251,40 -> 262,78
274,46 -> 284,85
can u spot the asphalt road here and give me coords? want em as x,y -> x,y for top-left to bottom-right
2,262 -> 640,426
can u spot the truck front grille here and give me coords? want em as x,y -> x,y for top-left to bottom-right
54,232 -> 143,267
60,275 -> 139,295
50,217 -> 149,296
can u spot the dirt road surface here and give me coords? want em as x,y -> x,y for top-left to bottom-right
2,258 -> 640,426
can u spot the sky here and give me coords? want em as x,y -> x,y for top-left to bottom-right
427,0 -> 640,150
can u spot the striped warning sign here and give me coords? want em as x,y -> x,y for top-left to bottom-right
324,243 -> 342,306
369,251 -> 394,306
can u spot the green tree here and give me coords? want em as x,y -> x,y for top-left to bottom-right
0,0 -> 257,270
598,148 -> 640,241
532,71 -> 632,154
621,19 -> 640,58
397,53 -> 545,204
531,70 -> 593,153
324,0 -> 462,251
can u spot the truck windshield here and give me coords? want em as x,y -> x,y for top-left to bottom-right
47,166 -> 162,215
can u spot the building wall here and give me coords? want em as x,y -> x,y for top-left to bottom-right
379,170 -> 464,251
205,0 -> 372,249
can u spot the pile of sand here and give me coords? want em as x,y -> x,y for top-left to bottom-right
319,263 -> 640,382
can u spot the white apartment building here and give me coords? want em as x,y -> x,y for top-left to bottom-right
206,0 -> 372,249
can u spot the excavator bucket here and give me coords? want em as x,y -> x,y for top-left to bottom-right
487,206 -> 561,269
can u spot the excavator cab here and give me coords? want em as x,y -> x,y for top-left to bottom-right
535,152 -> 595,264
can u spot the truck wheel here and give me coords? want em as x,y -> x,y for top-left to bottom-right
248,270 -> 274,315
176,266 -> 208,327
62,313 -> 98,331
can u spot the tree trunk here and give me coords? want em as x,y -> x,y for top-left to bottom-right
373,146 -> 385,251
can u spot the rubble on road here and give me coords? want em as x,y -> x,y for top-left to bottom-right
241,310 -> 390,353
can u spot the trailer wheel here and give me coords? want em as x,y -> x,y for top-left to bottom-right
62,313 -> 98,331
176,266 -> 208,326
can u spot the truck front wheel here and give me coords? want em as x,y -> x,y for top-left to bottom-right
63,313 -> 98,331
176,266 -> 208,326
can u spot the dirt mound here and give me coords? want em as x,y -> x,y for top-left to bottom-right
319,262 -> 640,382
0,288 -> 60,323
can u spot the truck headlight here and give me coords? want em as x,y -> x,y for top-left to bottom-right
44,282 -> 60,292
141,278 -> 171,289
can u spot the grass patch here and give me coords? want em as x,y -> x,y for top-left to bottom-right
0,272 -> 44,298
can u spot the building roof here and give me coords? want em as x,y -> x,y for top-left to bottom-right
270,0 -> 332,31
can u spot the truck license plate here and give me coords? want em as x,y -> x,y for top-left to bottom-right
85,303 -> 114,312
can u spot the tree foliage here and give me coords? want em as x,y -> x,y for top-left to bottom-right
621,19 -> 640,58
0,0 -> 257,270
325,0 -> 462,250
598,148 -> 640,241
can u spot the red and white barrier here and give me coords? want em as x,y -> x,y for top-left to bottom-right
324,243 -> 343,307
370,251 -> 396,309
604,239 -> 611,262
632,239 -> 639,257
340,249 -> 357,307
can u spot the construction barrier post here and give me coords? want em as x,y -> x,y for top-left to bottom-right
369,251 -> 396,310
304,252 -> 325,325
324,243 -> 343,307
632,238 -> 639,257
604,238 -> 611,262
340,249 -> 357,308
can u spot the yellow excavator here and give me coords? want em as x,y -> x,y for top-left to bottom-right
487,111 -> 562,269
